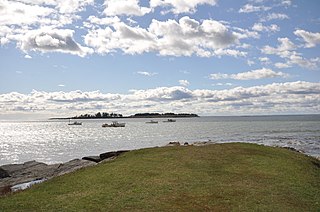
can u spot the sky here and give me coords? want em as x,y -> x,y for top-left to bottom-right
0,0 -> 320,119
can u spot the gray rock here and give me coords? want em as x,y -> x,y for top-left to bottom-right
100,150 -> 129,160
166,141 -> 180,146
0,168 -> 10,179
0,159 -> 96,194
82,156 -> 102,163
54,159 -> 96,176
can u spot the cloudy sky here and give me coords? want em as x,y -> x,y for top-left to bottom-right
0,0 -> 319,119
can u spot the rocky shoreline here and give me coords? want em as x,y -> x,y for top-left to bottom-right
1,141 -> 313,196
0,141 -> 198,196
0,150 -> 129,196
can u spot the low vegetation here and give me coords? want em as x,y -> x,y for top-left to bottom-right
0,143 -> 319,211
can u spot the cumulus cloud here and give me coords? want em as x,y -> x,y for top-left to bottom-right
84,16 -> 244,57
294,29 -> 320,48
103,0 -> 151,16
239,4 -> 271,13
1,82 -> 319,116
150,0 -> 217,14
252,23 -> 280,32
262,37 -> 320,69
179,80 -> 190,87
261,13 -> 289,22
258,57 -> 270,64
19,29 -> 93,57
210,68 -> 289,80
0,0 -> 95,56
261,37 -> 296,57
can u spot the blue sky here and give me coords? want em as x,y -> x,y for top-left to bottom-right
0,0 -> 319,119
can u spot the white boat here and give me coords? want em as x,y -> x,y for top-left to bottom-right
146,120 -> 158,124
68,120 -> 82,125
163,119 -> 176,123
102,121 -> 126,127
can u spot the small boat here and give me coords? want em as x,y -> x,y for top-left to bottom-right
102,121 -> 126,127
146,120 -> 158,124
68,120 -> 82,125
163,119 -> 176,123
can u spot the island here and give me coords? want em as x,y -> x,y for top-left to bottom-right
50,112 -> 199,120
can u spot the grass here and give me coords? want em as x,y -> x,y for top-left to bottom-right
0,143 -> 319,211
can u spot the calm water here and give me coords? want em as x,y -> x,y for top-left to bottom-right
1,115 -> 320,165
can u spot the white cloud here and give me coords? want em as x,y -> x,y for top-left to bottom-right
150,0 -> 217,14
212,83 -> 233,86
261,37 -> 296,57
281,0 -> 292,6
261,13 -> 289,22
294,29 -> 320,48
24,55 -> 32,59
252,23 -> 280,32
1,82 -> 319,116
0,0 -> 54,26
247,60 -> 255,66
55,0 -> 93,14
137,71 -> 157,76
103,0 -> 151,16
262,37 -> 320,69
179,80 -> 190,87
239,4 -> 271,13
275,62 -> 291,69
258,57 -> 269,62
210,68 -> 289,80
19,28 -> 93,57
58,84 -> 65,87
84,16 -> 244,58
0,0 -> 95,56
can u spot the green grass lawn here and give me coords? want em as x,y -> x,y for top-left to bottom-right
0,143 -> 319,211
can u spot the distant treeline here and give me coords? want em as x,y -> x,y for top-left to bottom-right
71,112 -> 123,119
130,113 -> 199,118
50,112 -> 198,120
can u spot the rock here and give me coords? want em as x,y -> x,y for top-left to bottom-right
82,156 -> 102,163
0,159 -> 96,194
193,141 -> 215,146
54,159 -> 96,176
0,161 -> 60,189
0,168 -> 10,179
100,150 -> 129,160
282,146 -> 300,153
0,151 -> 126,195
166,142 -> 180,146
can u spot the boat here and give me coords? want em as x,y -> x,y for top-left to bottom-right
163,119 -> 176,123
68,120 -> 82,125
146,120 -> 158,124
102,121 -> 126,127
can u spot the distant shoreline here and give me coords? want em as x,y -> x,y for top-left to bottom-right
50,113 -> 199,120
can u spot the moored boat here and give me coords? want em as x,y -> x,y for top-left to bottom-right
163,119 -> 176,122
146,120 -> 158,124
102,121 -> 126,127
68,120 -> 82,125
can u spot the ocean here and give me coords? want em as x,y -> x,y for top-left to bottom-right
1,115 -> 319,165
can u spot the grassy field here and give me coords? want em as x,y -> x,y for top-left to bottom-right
0,143 -> 319,211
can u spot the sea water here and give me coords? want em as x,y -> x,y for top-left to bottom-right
0,115 -> 319,165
